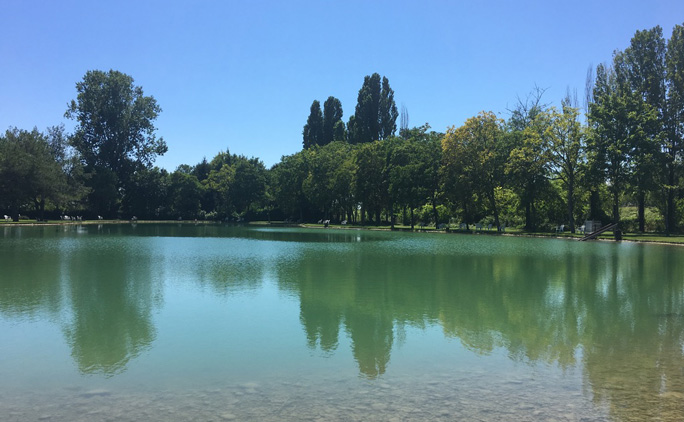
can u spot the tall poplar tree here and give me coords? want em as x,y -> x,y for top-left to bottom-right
302,100 -> 323,149
322,96 -> 344,146
348,73 -> 397,143
665,24 -> 684,234
622,27 -> 666,232
588,63 -> 630,225
380,77 -> 399,140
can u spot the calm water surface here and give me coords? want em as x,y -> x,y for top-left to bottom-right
1,224 -> 683,421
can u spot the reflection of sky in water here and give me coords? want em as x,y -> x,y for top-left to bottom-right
1,225 -> 684,421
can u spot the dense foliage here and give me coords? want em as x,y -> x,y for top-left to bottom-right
2,25 -> 684,233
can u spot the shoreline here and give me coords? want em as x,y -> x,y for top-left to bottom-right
2,219 -> 683,247
299,223 -> 684,246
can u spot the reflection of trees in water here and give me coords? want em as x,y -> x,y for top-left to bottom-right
344,310 -> 393,379
0,230 -> 163,377
190,257 -> 265,296
0,242 -> 64,320
279,239 -> 684,417
62,240 -> 161,376
580,246 -> 684,421
277,249 -> 396,378
277,256 -> 350,356
4,227 -> 684,417
435,253 -> 584,366
300,300 -> 342,353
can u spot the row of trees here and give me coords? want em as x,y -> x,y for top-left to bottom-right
0,122 -> 269,221
303,73 -> 399,148
283,25 -> 684,233
2,25 -> 684,233
0,126 -> 86,220
0,70 -> 269,222
588,25 -> 684,235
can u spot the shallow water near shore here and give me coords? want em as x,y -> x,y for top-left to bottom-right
1,224 -> 683,421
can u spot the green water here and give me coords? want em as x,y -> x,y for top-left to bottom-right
1,224 -> 683,421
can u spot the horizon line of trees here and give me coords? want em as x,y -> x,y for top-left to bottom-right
2,24 -> 684,234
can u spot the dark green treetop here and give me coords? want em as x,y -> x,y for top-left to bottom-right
349,73 -> 398,143
322,96 -> 344,146
303,100 -> 323,149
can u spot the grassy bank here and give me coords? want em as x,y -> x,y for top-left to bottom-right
295,221 -> 684,245
3,218 -> 684,245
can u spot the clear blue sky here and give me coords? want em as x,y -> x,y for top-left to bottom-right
1,0 -> 681,170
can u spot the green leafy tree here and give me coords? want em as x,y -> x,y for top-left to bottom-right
441,125 -> 479,225
121,167 -> 169,219
588,63 -> 630,225
322,97 -> 344,146
302,142 -> 353,220
204,163 -> 235,218
272,152 -> 310,221
333,120 -> 347,143
546,102 -> 586,233
191,157 -> 211,182
442,112 -> 507,228
330,144 -> 356,222
389,138 -> 424,229
354,141 -> 388,224
45,125 -> 89,215
0,127 -> 84,220
588,60 -> 658,228
505,89 -> 552,231
230,156 -> 268,217
380,77 -> 399,140
65,70 -> 166,216
621,27 -> 667,232
209,149 -> 233,171
349,73 -> 397,144
665,24 -> 684,233
0,128 -> 53,218
168,170 -> 203,219
346,115 -> 359,145
392,125 -> 443,228
303,100 -> 323,149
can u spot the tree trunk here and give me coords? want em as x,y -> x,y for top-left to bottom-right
462,200 -> 469,227
637,191 -> 645,232
431,194 -> 439,228
34,198 -> 44,221
9,206 -> 18,222
567,177 -> 575,233
589,189 -> 601,221
667,188 -> 674,236
489,188 -> 500,229
410,207 -> 415,230
666,167 -> 675,236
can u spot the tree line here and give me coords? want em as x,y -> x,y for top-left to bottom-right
1,24 -> 684,234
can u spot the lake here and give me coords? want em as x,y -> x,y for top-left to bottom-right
1,224 -> 683,421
